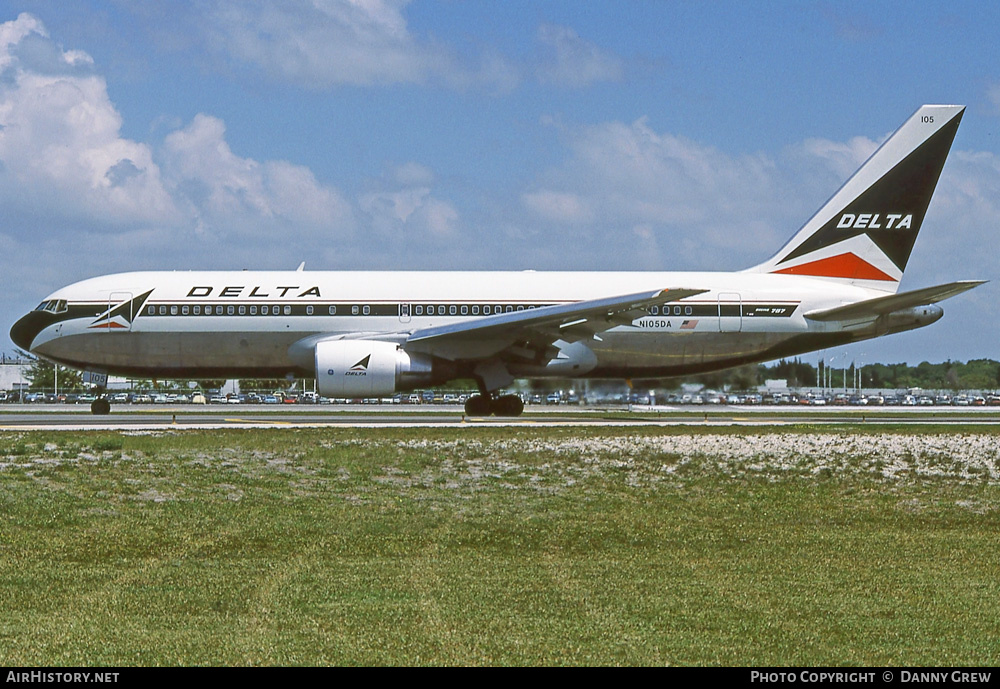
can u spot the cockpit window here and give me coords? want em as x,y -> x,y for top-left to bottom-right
36,300 -> 68,314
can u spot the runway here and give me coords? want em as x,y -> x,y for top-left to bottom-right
2,403 -> 999,430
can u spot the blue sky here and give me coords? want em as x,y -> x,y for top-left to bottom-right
1,1 -> 998,369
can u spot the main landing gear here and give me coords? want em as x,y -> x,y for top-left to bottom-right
90,397 -> 111,415
464,393 -> 524,417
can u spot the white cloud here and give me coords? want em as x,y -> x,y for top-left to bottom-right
521,190 -> 595,224
360,163 -> 460,240
418,196 -> 460,238
0,14 -> 176,230
0,12 -> 45,71
196,0 -> 526,92
535,24 -> 624,88
161,114 -> 354,238
521,117 -> 784,269
389,161 -> 435,187
202,0 -> 453,87
913,149 -> 1000,283
109,4 -> 626,94
795,135 -> 878,180
0,14 -> 356,247
471,45 -> 522,95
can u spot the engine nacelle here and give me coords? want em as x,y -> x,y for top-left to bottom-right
316,340 -> 434,397
877,304 -> 944,336
509,340 -> 598,378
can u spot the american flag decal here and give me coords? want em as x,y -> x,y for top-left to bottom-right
680,320 -> 698,329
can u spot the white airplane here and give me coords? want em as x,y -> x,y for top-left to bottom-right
10,105 -> 984,415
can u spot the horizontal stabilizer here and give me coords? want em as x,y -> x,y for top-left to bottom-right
804,280 -> 985,322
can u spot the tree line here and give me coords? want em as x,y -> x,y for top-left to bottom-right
688,358 -> 1000,392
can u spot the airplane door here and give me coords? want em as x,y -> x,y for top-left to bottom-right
399,302 -> 411,324
107,291 -> 134,332
718,293 -> 742,332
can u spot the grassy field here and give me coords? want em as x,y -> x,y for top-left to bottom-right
1,425 -> 998,665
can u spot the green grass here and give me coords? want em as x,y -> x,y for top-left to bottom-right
1,427 -> 998,665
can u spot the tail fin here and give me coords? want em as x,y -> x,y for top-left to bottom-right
750,104 -> 964,292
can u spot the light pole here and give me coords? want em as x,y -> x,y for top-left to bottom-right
827,353 -> 847,400
835,352 -> 847,394
855,352 -> 866,395
824,356 -> 838,397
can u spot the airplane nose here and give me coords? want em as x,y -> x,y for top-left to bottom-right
9,311 -> 48,351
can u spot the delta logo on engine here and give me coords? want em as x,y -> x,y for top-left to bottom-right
325,357 -> 370,377
345,356 -> 370,376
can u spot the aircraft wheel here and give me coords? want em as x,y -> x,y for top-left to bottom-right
493,394 -> 524,417
91,398 -> 111,415
464,394 -> 492,417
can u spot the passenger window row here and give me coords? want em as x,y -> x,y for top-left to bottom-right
413,304 -> 544,316
147,304 -> 297,316
649,305 -> 694,316
142,303 -> 551,317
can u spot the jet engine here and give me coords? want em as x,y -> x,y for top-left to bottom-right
315,340 -> 435,397
509,340 -> 598,377
878,304 -> 944,336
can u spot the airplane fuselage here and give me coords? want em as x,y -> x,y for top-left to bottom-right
11,269 -> 939,382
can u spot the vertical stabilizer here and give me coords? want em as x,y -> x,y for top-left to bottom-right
750,105 -> 964,292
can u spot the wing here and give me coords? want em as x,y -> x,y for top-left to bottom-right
804,280 -> 985,322
404,287 -> 708,360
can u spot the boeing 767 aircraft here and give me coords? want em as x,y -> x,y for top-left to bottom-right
10,105 -> 985,416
